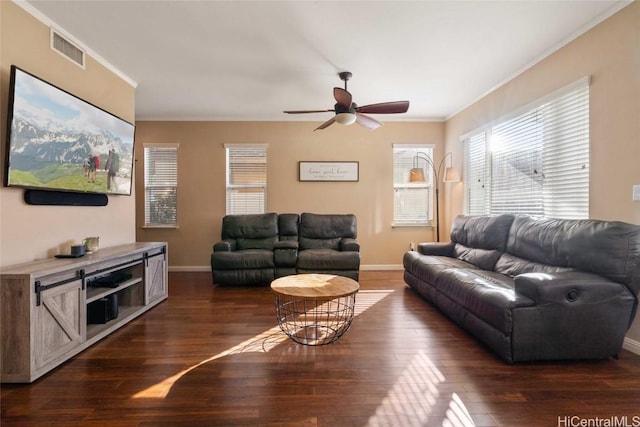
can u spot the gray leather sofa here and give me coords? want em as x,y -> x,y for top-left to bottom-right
403,214 -> 640,362
212,213 -> 360,286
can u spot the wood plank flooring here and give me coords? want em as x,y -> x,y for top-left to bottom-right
2,271 -> 639,426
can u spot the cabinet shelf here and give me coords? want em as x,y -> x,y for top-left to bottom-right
86,277 -> 143,304
86,304 -> 144,340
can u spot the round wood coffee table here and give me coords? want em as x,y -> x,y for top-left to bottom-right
270,273 -> 359,345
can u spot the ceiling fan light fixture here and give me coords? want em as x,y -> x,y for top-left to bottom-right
284,71 -> 409,130
335,112 -> 357,125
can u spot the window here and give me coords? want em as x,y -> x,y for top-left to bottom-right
144,144 -> 178,227
226,144 -> 267,215
393,144 -> 434,226
463,77 -> 589,219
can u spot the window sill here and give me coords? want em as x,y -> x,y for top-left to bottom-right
142,225 -> 179,229
392,222 -> 434,228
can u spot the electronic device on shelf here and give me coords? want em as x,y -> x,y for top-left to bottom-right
87,272 -> 133,288
87,294 -> 118,324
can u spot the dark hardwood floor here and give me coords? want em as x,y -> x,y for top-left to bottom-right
2,271 -> 639,426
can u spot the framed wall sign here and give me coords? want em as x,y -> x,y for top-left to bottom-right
298,161 -> 359,182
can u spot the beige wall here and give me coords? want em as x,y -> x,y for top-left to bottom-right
135,121 -> 445,268
0,2 -> 136,267
444,2 -> 640,345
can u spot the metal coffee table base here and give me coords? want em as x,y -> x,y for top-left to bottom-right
274,293 -> 356,346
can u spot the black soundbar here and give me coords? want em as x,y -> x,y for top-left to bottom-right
24,190 -> 108,206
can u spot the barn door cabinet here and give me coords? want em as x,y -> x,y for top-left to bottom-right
0,242 -> 167,383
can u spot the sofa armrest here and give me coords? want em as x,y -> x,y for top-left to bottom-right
275,240 -> 299,250
213,239 -> 236,252
417,242 -> 455,257
514,271 -> 632,305
341,238 -> 360,252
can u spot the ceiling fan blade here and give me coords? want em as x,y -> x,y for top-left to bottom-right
333,87 -> 353,108
283,109 -> 334,114
356,101 -> 410,114
314,117 -> 336,131
356,113 -> 383,130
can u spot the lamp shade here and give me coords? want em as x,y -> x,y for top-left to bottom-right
335,113 -> 357,125
409,167 -> 426,182
443,167 -> 461,182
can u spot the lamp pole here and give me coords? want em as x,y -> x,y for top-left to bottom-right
412,152 -> 455,242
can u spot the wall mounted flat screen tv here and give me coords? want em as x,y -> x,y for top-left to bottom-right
4,65 -> 135,196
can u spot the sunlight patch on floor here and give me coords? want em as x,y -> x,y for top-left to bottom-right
368,352 -> 475,427
132,289 -> 394,399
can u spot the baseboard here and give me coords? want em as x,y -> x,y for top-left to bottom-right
168,264 -> 404,272
360,264 -> 403,271
169,266 -> 210,272
623,336 -> 640,356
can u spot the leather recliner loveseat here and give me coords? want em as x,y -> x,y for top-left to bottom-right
403,214 -> 640,363
211,212 -> 360,286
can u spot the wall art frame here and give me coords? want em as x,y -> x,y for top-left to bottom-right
298,161 -> 359,182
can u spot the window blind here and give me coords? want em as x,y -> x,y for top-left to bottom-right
393,144 -> 434,226
490,110 -> 544,215
540,82 -> 590,218
463,132 -> 487,215
226,145 -> 267,215
462,77 -> 589,219
144,144 -> 178,226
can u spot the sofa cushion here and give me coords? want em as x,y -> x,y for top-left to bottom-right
299,213 -> 357,250
494,253 -> 575,278
404,251 -> 480,272
297,249 -> 360,270
221,213 -> 279,250
299,237 -> 342,250
453,244 -> 502,271
417,242 -> 455,257
211,249 -> 275,269
450,214 -> 515,252
236,236 -> 278,251
278,213 -> 299,241
435,269 -> 535,333
403,251 -> 480,287
506,215 -> 640,291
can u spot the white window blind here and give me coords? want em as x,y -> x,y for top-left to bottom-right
393,144 -> 434,226
144,144 -> 178,227
541,82 -> 590,218
462,77 -> 589,219
490,110 -> 544,215
463,132 -> 488,215
226,145 -> 267,215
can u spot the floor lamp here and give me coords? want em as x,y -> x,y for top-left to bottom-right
409,152 -> 460,242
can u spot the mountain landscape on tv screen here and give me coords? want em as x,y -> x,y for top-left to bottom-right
7,67 -> 134,195
8,117 -> 134,195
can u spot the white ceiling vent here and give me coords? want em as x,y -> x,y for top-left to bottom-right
50,28 -> 85,68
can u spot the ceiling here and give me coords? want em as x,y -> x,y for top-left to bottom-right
23,0 -> 629,123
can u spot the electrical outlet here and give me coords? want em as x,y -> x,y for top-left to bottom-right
634,185 -> 640,202
410,242 -> 415,251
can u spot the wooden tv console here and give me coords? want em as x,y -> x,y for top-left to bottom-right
0,242 -> 167,383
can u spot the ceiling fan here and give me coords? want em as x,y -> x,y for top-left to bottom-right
283,71 -> 410,131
